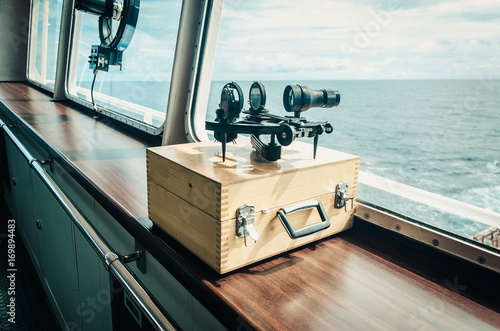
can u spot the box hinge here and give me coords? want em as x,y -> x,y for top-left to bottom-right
335,181 -> 354,212
237,204 -> 259,247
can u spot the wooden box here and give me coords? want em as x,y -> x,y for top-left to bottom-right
147,141 -> 360,274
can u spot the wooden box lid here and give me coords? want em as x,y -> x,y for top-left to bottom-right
147,140 -> 359,222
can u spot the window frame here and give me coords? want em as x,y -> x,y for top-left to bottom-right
64,8 -> 163,134
26,0 -> 64,91
185,0 -> 500,265
183,0 -> 223,144
63,0 -> 200,136
356,201 -> 500,273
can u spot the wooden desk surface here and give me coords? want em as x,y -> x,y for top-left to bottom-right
1,82 -> 499,330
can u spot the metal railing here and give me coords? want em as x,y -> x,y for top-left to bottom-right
357,171 -> 500,273
359,171 -> 500,229
1,118 -> 176,330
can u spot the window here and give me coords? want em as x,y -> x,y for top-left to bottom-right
67,0 -> 182,132
27,0 -> 63,89
194,0 -> 500,247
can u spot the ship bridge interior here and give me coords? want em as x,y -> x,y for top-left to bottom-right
0,0 -> 499,330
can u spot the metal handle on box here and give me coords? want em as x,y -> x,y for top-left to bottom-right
277,200 -> 330,239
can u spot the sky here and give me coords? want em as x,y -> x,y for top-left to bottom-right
213,0 -> 500,80
76,0 -> 182,82
71,0 -> 500,82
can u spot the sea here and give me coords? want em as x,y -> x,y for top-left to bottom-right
205,80 -> 500,241
93,78 -> 499,241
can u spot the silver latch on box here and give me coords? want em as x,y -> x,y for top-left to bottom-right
237,204 -> 259,247
335,181 -> 354,212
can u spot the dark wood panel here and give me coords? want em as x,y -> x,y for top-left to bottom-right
0,82 -> 154,218
1,82 -> 499,330
195,227 -> 500,330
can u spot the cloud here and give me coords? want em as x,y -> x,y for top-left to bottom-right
437,0 -> 500,21
212,0 -> 500,80
73,0 -> 500,81
363,0 -> 455,11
